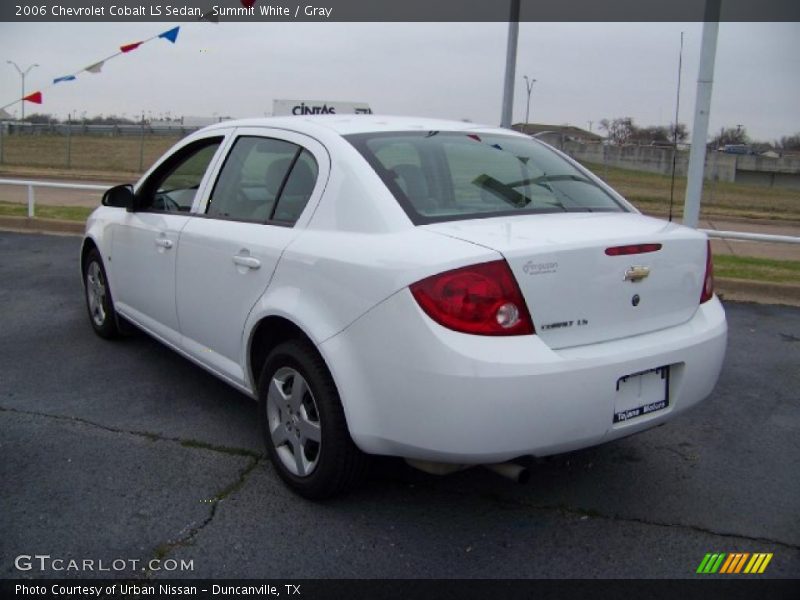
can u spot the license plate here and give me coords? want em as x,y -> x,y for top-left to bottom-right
613,366 -> 670,424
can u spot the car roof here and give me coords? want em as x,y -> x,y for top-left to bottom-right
200,115 -> 524,138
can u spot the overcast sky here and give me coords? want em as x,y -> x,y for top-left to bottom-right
1,21 -> 798,141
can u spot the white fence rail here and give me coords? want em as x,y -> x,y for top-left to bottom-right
0,178 -> 108,218
1,178 -> 799,246
701,229 -> 800,245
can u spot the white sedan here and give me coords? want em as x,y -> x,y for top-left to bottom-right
81,116 -> 727,498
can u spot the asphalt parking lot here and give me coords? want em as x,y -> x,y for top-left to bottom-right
1,230 -> 798,580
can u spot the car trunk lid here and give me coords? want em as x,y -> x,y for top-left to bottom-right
422,212 -> 707,349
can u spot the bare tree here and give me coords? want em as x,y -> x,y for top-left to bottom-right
777,133 -> 800,151
599,117 -> 688,145
670,123 -> 689,143
711,126 -> 749,148
599,117 -> 635,145
22,113 -> 56,124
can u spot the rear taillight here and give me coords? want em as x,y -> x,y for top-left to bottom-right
410,260 -> 534,336
700,240 -> 714,303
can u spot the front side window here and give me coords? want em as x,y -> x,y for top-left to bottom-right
138,138 -> 222,212
206,136 -> 318,225
346,131 -> 627,224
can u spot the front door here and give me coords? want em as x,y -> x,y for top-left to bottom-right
111,136 -> 225,343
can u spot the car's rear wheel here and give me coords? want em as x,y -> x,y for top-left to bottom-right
83,248 -> 120,339
258,339 -> 369,499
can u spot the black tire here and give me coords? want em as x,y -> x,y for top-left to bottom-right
83,248 -> 120,339
258,339 -> 369,499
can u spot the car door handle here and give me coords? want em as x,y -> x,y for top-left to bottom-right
155,238 -> 173,249
233,255 -> 261,270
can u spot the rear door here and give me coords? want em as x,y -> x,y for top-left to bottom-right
175,127 -> 329,385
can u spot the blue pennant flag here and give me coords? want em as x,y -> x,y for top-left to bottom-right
159,26 -> 180,44
53,75 -> 76,84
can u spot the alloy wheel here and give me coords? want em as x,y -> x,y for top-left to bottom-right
266,366 -> 322,477
86,261 -> 107,327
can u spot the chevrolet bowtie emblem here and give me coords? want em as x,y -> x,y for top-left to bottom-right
624,266 -> 650,282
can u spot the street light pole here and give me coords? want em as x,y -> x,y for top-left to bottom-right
500,0 -> 520,128
523,75 -> 536,125
6,61 -> 39,122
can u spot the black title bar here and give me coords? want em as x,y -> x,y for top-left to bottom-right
3,579 -> 800,600
3,0 -> 800,23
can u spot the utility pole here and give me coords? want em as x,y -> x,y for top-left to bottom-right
6,61 -> 39,122
139,111 -> 146,172
668,31 -> 685,222
683,0 -> 720,229
500,0 -> 520,128
66,112 -> 72,169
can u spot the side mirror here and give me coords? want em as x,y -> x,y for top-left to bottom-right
102,184 -> 135,211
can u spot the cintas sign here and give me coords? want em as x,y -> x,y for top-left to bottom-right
273,99 -> 372,116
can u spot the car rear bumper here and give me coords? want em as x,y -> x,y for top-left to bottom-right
320,292 -> 727,464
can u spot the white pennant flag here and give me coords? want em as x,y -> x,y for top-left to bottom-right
85,61 -> 105,74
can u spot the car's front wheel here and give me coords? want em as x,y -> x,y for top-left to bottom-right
83,248 -> 120,339
258,339 -> 369,499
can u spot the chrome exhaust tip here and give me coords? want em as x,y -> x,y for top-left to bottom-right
484,462 -> 530,484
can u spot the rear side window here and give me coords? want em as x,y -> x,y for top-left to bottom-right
346,131 -> 626,224
273,149 -> 318,223
207,136 -> 318,225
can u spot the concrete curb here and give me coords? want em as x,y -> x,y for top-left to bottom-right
0,215 -> 84,235
716,277 -> 800,307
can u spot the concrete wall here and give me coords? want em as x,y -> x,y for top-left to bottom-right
536,132 -> 800,189
733,154 -> 800,190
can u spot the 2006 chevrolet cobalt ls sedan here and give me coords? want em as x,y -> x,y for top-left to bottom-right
81,116 -> 727,498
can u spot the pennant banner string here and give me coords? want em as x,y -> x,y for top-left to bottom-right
0,18 -> 203,113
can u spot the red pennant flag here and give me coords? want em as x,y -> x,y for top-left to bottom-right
23,91 -> 42,104
120,41 -> 143,53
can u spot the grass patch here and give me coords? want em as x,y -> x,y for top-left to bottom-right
0,200 -> 92,221
0,133 -> 181,173
581,161 -> 800,222
715,255 -> 800,284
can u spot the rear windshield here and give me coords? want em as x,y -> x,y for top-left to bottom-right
346,131 -> 627,224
